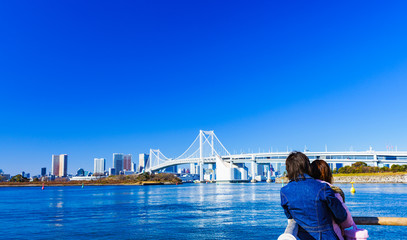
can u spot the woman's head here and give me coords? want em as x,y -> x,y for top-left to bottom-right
285,151 -> 311,181
310,160 -> 333,184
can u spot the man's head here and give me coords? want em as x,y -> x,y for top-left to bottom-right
285,151 -> 311,181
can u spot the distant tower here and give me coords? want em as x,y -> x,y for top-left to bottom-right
41,167 -> 46,177
138,153 -> 149,172
59,154 -> 68,177
52,154 -> 68,177
52,155 -> 59,176
113,153 -> 124,175
123,154 -> 132,171
94,158 -> 106,174
131,162 -> 137,172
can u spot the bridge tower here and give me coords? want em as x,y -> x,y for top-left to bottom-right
146,149 -> 170,173
199,130 -> 204,181
145,130 -> 230,178
198,130 -> 216,181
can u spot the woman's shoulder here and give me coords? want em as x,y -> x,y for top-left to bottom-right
315,179 -> 332,186
331,185 -> 345,202
314,180 -> 345,201
311,179 -> 333,191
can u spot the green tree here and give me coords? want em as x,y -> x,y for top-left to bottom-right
391,164 -> 402,172
352,162 -> 368,168
10,174 -> 29,182
380,166 -> 390,172
338,166 -> 350,174
136,172 -> 151,182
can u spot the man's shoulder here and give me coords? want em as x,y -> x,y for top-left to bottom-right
304,178 -> 331,191
280,181 -> 295,195
281,184 -> 288,193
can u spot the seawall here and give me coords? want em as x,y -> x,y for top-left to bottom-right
333,174 -> 407,183
275,174 -> 407,184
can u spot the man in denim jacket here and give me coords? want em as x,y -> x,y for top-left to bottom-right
280,152 -> 348,240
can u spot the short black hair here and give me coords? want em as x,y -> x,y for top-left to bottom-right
285,151 -> 311,181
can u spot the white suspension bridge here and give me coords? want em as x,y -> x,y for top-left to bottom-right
145,130 -> 407,182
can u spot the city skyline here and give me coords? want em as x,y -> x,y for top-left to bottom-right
2,1 -> 407,175
6,143 -> 407,177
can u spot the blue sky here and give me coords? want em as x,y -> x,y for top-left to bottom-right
1,1 -> 407,175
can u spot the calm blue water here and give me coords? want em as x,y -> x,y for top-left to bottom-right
1,183 -> 406,240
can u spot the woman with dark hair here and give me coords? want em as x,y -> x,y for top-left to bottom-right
280,152 -> 348,240
310,160 -> 355,240
310,160 -> 343,200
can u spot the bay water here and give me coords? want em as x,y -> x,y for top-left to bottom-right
1,183 -> 406,239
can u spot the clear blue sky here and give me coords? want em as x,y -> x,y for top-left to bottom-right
1,1 -> 407,175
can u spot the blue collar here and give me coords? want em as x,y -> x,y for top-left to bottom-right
303,173 -> 313,179
289,173 -> 313,182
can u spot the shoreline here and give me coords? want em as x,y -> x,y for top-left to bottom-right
3,173 -> 407,187
333,174 -> 407,183
276,173 -> 407,184
0,181 -> 180,187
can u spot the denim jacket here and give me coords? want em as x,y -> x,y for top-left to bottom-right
280,174 -> 348,240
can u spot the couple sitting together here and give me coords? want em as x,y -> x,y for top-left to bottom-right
280,152 -> 355,240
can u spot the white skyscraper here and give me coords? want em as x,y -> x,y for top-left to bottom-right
131,162 -> 137,172
94,158 -> 106,174
52,154 -> 68,177
139,153 -> 149,172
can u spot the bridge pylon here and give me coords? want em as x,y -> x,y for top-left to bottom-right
145,130 -> 230,176
145,149 -> 169,173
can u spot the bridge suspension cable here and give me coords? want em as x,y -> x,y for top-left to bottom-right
145,130 -> 230,171
175,134 -> 200,160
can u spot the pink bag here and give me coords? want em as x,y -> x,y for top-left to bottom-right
344,224 -> 369,240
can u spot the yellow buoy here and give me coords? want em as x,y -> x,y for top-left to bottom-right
350,181 -> 356,194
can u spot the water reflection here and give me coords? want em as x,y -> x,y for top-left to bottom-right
1,184 -> 406,240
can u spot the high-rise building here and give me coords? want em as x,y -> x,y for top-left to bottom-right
131,162 -> 137,172
52,154 -> 68,177
41,167 -> 46,177
190,163 -> 198,174
138,153 -> 149,172
94,158 -> 106,174
52,155 -> 59,176
113,153 -> 124,175
59,154 -> 68,177
123,154 -> 132,171
21,171 -> 30,178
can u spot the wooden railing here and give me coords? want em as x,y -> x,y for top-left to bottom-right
278,217 -> 407,240
354,217 -> 407,226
